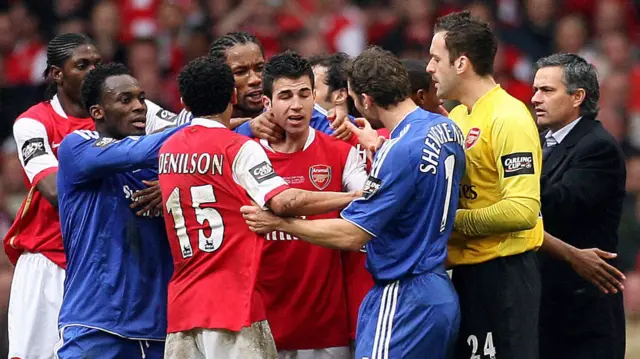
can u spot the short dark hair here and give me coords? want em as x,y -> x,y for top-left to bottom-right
81,62 -> 131,112
534,53 -> 600,117
401,59 -> 432,94
309,52 -> 351,93
263,51 -> 314,99
308,53 -> 331,68
178,56 -> 235,117
347,46 -> 410,108
208,31 -> 264,61
434,10 -> 497,76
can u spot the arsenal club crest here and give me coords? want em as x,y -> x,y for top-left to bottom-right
309,165 -> 332,190
465,128 -> 481,149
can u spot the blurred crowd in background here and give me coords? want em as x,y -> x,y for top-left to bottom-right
1,0 -> 640,356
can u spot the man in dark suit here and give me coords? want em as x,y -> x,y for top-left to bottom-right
532,53 -> 626,359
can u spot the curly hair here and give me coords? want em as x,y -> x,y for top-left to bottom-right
263,51 -> 314,99
347,46 -> 410,108
178,56 -> 235,117
209,31 -> 264,61
80,62 -> 130,112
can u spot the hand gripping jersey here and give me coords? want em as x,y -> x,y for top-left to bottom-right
447,85 -> 544,266
5,97 -> 177,268
257,128 -> 367,350
56,126 -> 184,339
341,107 -> 467,281
158,118 -> 290,333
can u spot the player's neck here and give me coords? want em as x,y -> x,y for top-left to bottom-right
57,91 -> 89,118
379,99 -> 419,132
457,75 -> 497,114
200,115 -> 231,128
232,106 -> 263,119
270,128 -> 310,154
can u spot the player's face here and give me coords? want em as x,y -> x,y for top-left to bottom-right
412,81 -> 444,113
58,45 -> 102,104
312,65 -> 332,111
270,76 -> 315,137
93,74 -> 148,139
427,32 -> 459,100
531,66 -> 581,130
225,43 -> 265,116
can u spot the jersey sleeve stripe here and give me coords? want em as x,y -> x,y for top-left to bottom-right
31,166 -> 57,186
340,210 -> 378,238
263,184 -> 290,208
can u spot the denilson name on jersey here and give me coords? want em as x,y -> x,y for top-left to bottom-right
419,122 -> 465,175
158,152 -> 224,175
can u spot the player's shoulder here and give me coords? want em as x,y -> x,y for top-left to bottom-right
314,130 -> 355,153
488,88 -> 534,126
448,104 -> 468,121
14,101 -> 55,128
61,129 -> 101,146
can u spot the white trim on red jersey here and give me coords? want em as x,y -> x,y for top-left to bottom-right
13,118 -> 58,184
342,146 -> 367,192
259,127 -> 317,153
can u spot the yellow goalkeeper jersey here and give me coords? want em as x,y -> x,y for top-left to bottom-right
447,85 -> 544,266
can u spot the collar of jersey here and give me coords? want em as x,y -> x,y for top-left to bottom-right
260,127 -> 316,153
190,117 -> 227,129
468,84 -> 502,114
313,103 -> 329,116
390,106 -> 419,137
51,95 -> 68,119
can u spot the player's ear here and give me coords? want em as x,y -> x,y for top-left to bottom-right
231,88 -> 238,105
362,94 -> 373,110
89,104 -> 104,122
263,95 -> 272,110
51,66 -> 63,85
415,89 -> 426,105
455,56 -> 469,75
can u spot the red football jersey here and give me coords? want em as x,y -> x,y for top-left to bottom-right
158,118 -> 290,333
4,96 -> 94,268
257,129 -> 367,350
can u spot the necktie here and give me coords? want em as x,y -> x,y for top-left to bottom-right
543,135 -> 557,161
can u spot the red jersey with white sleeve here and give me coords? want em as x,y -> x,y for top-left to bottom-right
158,117 -> 290,333
258,128 -> 367,350
4,96 -> 94,268
341,127 -> 389,340
4,97 -> 178,269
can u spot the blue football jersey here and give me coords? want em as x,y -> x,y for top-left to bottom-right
175,104 -> 352,136
341,108 -> 466,281
57,126 -> 183,340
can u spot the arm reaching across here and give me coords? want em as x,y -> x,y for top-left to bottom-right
241,206 -> 370,251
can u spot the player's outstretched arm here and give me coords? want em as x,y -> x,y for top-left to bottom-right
541,231 -> 625,294
241,206 -> 370,251
58,125 -> 185,184
267,188 -> 360,217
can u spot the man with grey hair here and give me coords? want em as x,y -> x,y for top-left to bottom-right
532,53 -> 626,359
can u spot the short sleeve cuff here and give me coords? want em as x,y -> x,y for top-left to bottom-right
262,184 -> 290,209
340,209 -> 378,238
31,166 -> 58,186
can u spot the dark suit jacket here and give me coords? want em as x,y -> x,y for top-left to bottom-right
538,116 -> 626,358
